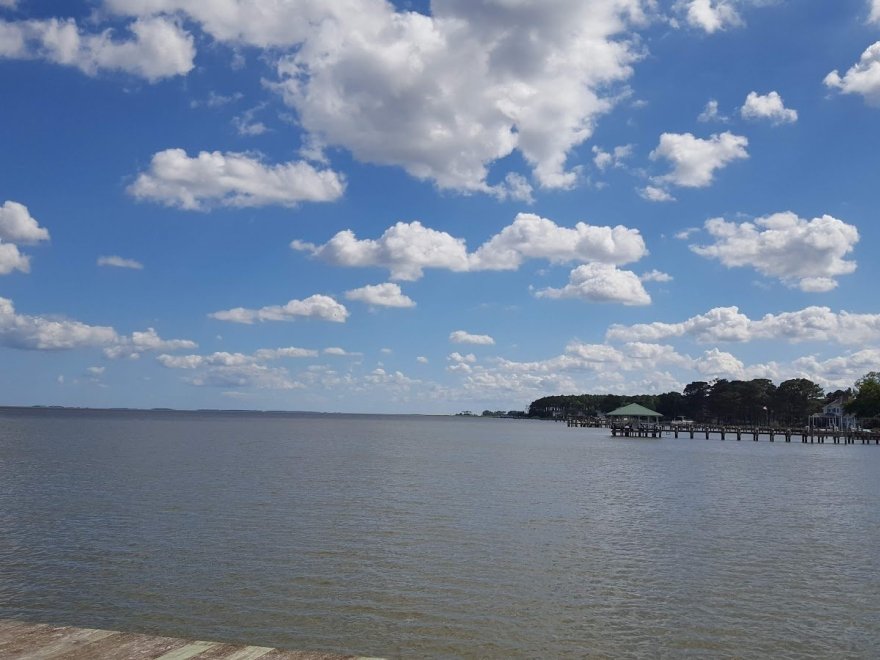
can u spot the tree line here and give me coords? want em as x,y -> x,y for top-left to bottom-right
527,373 -> 880,428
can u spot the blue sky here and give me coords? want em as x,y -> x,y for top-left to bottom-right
1,0 -> 879,413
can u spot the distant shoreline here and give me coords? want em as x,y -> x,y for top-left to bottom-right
0,405 -> 510,418
0,405 -> 454,417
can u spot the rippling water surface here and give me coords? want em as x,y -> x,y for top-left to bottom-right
1,408 -> 879,657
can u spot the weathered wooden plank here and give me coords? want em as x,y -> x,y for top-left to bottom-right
0,621 -> 376,660
155,641 -> 217,659
22,627 -> 119,659
0,623 -> 70,657
212,646 -> 274,660
0,624 -> 116,660
43,630 -> 188,660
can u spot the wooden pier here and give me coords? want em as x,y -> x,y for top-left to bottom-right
0,620 -> 381,660
565,419 -> 880,445
653,424 -> 880,444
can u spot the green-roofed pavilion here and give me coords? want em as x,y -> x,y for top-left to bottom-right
606,403 -> 662,419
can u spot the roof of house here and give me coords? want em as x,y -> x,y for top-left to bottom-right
606,403 -> 662,417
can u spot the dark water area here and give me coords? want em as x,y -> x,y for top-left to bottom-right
0,408 -> 878,658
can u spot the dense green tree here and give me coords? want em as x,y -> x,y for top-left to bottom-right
825,388 -> 852,403
744,379 -> 776,425
527,377 -> 822,425
845,372 -> 880,418
772,378 -> 824,425
655,391 -> 684,418
707,379 -> 739,422
682,381 -> 711,421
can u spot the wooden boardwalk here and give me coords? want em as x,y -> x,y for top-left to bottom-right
603,423 -> 880,444
564,418 -> 880,444
0,620 -> 382,660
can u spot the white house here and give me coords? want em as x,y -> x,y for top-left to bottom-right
817,397 -> 858,430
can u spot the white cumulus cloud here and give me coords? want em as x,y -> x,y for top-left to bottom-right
0,297 -> 195,358
210,294 -> 349,324
675,0 -> 743,33
638,185 -> 676,202
650,131 -> 748,188
108,0 -> 652,194
0,16 -> 194,81
157,348 -> 306,390
690,212 -> 859,291
640,269 -> 673,283
0,201 -> 50,244
740,91 -> 797,124
323,347 -> 362,357
592,144 -> 633,171
449,330 -> 495,346
294,213 -> 647,281
104,327 -> 197,359
172,361 -> 301,390
694,348 -> 746,379
607,306 -> 753,343
791,349 -> 880,390
345,282 -> 416,309
469,213 -> 646,271
697,99 -> 727,122
606,305 -> 880,346
535,263 -> 651,306
675,228 -> 700,240
0,296 -> 118,349
157,351 -> 252,369
0,201 -> 49,276
128,148 -> 345,210
253,346 -> 318,360
824,42 -> 880,106
447,351 -> 478,372
292,221 -> 470,282
0,241 -> 30,275
97,255 -> 143,270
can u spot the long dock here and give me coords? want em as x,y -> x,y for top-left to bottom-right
0,620 -> 381,660
661,424 -> 880,444
565,418 -> 880,444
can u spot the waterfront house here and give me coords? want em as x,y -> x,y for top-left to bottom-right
816,396 -> 858,431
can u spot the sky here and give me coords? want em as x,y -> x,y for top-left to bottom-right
1,0 -> 879,413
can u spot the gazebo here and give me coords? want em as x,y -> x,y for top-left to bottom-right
606,403 -> 662,428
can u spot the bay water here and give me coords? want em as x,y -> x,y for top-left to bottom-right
0,408 -> 878,657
